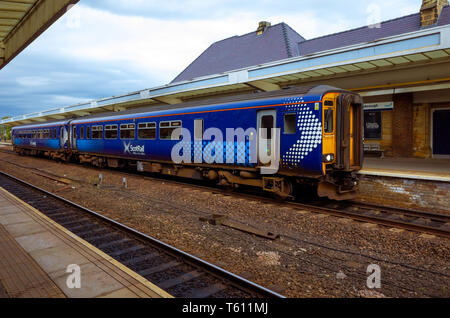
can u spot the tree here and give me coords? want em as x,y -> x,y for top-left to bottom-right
1,116 -> 11,141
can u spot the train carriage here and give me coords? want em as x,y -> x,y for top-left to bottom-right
12,120 -> 70,160
13,85 -> 363,200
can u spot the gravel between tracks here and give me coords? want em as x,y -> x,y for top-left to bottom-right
0,149 -> 449,298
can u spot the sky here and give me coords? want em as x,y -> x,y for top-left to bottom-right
0,0 -> 423,119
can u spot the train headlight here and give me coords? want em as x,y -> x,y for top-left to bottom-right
323,154 -> 335,163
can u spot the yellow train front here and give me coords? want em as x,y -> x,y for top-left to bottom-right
317,88 -> 363,200
276,85 -> 364,200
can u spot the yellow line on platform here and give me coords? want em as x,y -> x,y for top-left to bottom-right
0,187 -> 174,298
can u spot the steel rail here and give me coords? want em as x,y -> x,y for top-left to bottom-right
1,149 -> 448,238
0,170 -> 285,298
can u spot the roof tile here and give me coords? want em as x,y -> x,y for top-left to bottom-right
171,23 -> 305,83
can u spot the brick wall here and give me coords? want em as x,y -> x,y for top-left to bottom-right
421,0 -> 449,26
392,93 -> 414,157
355,175 -> 450,213
413,103 -> 432,158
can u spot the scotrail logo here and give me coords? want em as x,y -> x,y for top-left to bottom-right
124,142 -> 145,156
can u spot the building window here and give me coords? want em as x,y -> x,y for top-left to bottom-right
324,109 -> 334,133
138,122 -> 156,140
284,114 -> 296,134
364,111 -> 382,140
92,126 -> 103,139
120,124 -> 136,139
160,121 -> 182,140
105,125 -> 118,139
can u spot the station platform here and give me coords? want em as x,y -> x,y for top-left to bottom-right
360,157 -> 450,182
356,157 -> 450,213
0,187 -> 172,298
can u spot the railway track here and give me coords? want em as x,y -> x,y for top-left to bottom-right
286,200 -> 450,239
0,171 -> 284,299
1,148 -> 449,238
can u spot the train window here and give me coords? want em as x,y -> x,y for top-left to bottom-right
138,122 -> 156,140
73,126 -> 77,140
261,116 -> 273,140
324,100 -> 334,107
324,109 -> 334,133
54,128 -> 57,139
80,127 -> 84,139
120,124 -> 136,140
87,126 -> 91,139
284,114 -> 296,134
105,125 -> 118,139
194,119 -> 204,140
160,121 -> 182,140
92,126 -> 103,139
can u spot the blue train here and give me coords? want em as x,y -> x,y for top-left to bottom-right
12,86 -> 363,200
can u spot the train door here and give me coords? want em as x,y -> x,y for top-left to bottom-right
60,126 -> 68,149
257,110 -> 279,173
72,125 -> 77,150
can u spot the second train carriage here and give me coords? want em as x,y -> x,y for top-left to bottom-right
12,85 -> 363,200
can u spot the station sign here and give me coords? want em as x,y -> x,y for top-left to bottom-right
364,101 -> 394,111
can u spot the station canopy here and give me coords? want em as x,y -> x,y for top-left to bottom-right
0,0 -> 78,70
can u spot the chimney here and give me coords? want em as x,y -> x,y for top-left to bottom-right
420,0 -> 449,26
256,21 -> 271,35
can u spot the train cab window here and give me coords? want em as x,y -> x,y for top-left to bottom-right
80,127 -> 84,139
284,114 -> 296,134
138,122 -> 156,140
120,124 -> 135,139
194,119 -> 204,140
160,121 -> 182,140
92,126 -> 103,139
105,125 -> 118,139
324,109 -> 334,133
87,126 -> 91,139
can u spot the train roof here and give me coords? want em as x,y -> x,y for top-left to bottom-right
71,85 -> 357,124
13,85 -> 360,129
12,120 -> 69,130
